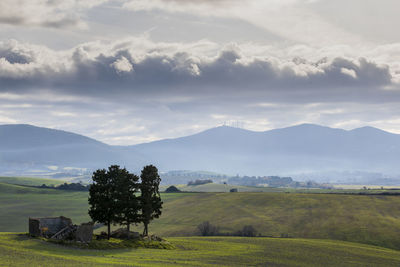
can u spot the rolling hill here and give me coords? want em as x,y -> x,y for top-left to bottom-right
2,177 -> 400,250
1,123 -> 400,183
2,233 -> 400,266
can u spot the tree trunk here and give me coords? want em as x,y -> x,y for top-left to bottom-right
107,221 -> 111,240
143,223 -> 148,236
127,221 -> 130,239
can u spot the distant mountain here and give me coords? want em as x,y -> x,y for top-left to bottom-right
0,124 -> 144,170
130,124 -> 400,176
1,123 -> 400,183
0,124 -> 103,150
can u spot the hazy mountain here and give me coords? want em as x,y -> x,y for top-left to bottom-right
131,124 -> 400,176
1,123 -> 400,182
0,124 -> 144,170
0,124 -> 103,150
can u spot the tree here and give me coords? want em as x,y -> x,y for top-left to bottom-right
241,225 -> 257,237
140,165 -> 163,236
165,185 -> 181,193
114,168 -> 140,234
88,167 -> 117,239
197,221 -> 219,236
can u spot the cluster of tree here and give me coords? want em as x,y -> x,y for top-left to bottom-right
197,221 -> 258,237
88,165 -> 163,239
227,175 -> 333,189
39,182 -> 89,191
161,171 -> 226,185
165,185 -> 181,193
187,179 -> 213,186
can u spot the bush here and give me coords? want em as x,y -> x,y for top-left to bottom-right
165,186 -> 181,193
241,225 -> 257,237
197,221 -> 219,236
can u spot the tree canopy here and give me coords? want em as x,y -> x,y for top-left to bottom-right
140,165 -> 163,236
88,164 -> 163,238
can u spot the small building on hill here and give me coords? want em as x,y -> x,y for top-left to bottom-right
29,216 -> 93,243
29,216 -> 72,237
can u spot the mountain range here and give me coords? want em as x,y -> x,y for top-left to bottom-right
1,123 -> 400,183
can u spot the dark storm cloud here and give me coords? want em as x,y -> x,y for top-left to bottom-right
0,39 -> 396,104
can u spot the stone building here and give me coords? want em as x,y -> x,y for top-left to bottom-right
29,216 -> 93,243
29,216 -> 72,238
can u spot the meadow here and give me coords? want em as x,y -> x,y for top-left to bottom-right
2,177 -> 400,251
1,233 -> 400,266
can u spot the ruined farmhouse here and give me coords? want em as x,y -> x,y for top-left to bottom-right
29,216 -> 93,243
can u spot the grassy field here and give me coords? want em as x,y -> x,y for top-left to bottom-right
0,176 -> 65,186
165,182 -> 400,194
1,233 -> 400,266
170,183 -> 289,192
3,177 -> 400,250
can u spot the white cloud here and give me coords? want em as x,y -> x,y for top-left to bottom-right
122,0 -> 364,46
0,0 -> 109,29
341,68 -> 357,79
111,56 -> 134,74
0,38 -> 397,90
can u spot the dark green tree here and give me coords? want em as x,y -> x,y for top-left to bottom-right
140,165 -> 163,236
88,166 -> 118,239
114,168 -> 140,234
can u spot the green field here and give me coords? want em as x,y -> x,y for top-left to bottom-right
171,183 -> 288,192
165,182 -> 400,195
2,176 -> 400,252
1,233 -> 400,266
0,176 -> 65,187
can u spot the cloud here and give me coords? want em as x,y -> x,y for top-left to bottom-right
0,38 -> 399,145
111,56 -> 134,74
122,0 -> 365,46
0,38 -> 397,104
0,0 -> 108,29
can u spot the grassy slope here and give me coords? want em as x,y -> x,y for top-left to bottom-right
1,233 -> 400,267
0,182 -> 90,231
3,177 -> 400,250
167,182 -> 400,194
0,181 -> 187,232
0,176 -> 64,186
174,183 -> 285,192
152,192 -> 400,250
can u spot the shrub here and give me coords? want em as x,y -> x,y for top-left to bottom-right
241,225 -> 257,237
197,221 -> 219,236
165,186 -> 181,193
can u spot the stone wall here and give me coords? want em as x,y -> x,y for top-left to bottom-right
29,216 -> 72,237
75,222 -> 94,243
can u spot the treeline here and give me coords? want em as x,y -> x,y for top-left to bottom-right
197,221 -> 258,237
228,175 -> 332,189
88,165 -> 163,239
39,183 -> 89,191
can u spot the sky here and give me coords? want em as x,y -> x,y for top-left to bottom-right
1,0 -> 400,145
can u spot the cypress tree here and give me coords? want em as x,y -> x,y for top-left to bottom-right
88,167 -> 117,239
140,165 -> 163,236
114,168 -> 140,234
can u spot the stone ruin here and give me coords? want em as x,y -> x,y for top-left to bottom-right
29,216 -> 93,243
